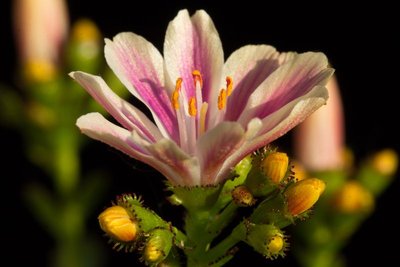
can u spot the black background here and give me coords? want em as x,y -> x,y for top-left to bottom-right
1,0 -> 399,266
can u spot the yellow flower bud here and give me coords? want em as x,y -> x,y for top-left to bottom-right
232,185 -> 255,206
267,235 -> 284,255
23,59 -> 57,83
342,147 -> 354,170
262,152 -> 289,184
371,149 -> 398,176
285,178 -> 326,216
291,160 -> 308,181
333,181 -> 374,213
244,224 -> 286,259
71,19 -> 101,43
145,242 -> 163,263
98,206 -> 138,242
143,229 -> 173,265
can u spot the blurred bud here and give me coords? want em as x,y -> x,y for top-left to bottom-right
342,147 -> 355,171
291,160 -> 308,182
294,75 -> 345,171
22,60 -> 57,83
98,206 -> 138,243
66,19 -> 102,72
285,178 -> 326,216
232,185 -> 255,207
245,224 -> 286,259
13,0 -> 69,82
370,149 -> 398,176
143,229 -> 173,266
332,181 -> 374,213
262,152 -> 289,184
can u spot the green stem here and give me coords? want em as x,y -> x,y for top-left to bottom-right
184,201 -> 241,266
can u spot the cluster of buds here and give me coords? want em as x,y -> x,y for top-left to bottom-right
98,147 -> 327,265
98,194 -> 182,266
290,76 -> 398,267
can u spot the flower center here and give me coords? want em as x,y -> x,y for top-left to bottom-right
171,70 -> 233,116
170,70 -> 233,152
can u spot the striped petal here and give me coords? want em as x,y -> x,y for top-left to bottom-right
196,122 -> 245,184
223,45 -> 280,121
164,9 -> 224,124
134,135 -> 201,186
70,71 -> 162,142
105,32 -> 177,140
239,52 -> 333,125
218,85 -> 329,180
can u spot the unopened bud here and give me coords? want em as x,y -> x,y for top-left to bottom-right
245,224 -> 286,259
98,206 -> 138,243
333,181 -> 374,213
371,149 -> 398,176
23,60 -> 57,83
232,185 -> 255,207
267,235 -> 284,255
67,19 -> 102,72
13,0 -> 68,82
262,152 -> 289,184
285,178 -> 325,216
144,229 -> 173,265
291,160 -> 308,182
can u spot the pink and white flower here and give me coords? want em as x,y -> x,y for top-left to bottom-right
71,9 -> 333,186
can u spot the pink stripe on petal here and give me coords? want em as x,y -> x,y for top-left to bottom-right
218,86 -> 328,181
137,137 -> 201,186
239,52 -> 333,124
223,45 -> 280,121
77,113 -> 186,184
76,112 -> 148,156
196,122 -> 245,185
164,10 -> 223,117
70,71 -> 162,142
105,32 -> 178,141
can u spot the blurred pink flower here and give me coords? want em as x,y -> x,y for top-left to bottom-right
293,75 -> 345,171
13,0 -> 69,66
71,9 -> 333,186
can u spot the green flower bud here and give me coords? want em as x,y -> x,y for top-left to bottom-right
231,185 -> 255,207
143,229 -> 173,266
245,223 -> 287,259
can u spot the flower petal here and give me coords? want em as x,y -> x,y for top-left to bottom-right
223,45 -> 280,121
77,112 -> 187,184
239,52 -> 333,125
104,32 -> 177,140
76,112 -> 148,156
134,134 -> 201,186
164,9 -> 223,121
196,122 -> 245,184
219,85 -> 329,180
70,71 -> 163,142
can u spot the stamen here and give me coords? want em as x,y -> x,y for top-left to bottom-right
189,97 -> 197,116
226,76 -> 233,96
218,89 -> 227,110
171,78 -> 183,110
171,90 -> 180,110
175,77 -> 183,91
192,70 -> 203,88
199,103 -> 208,136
